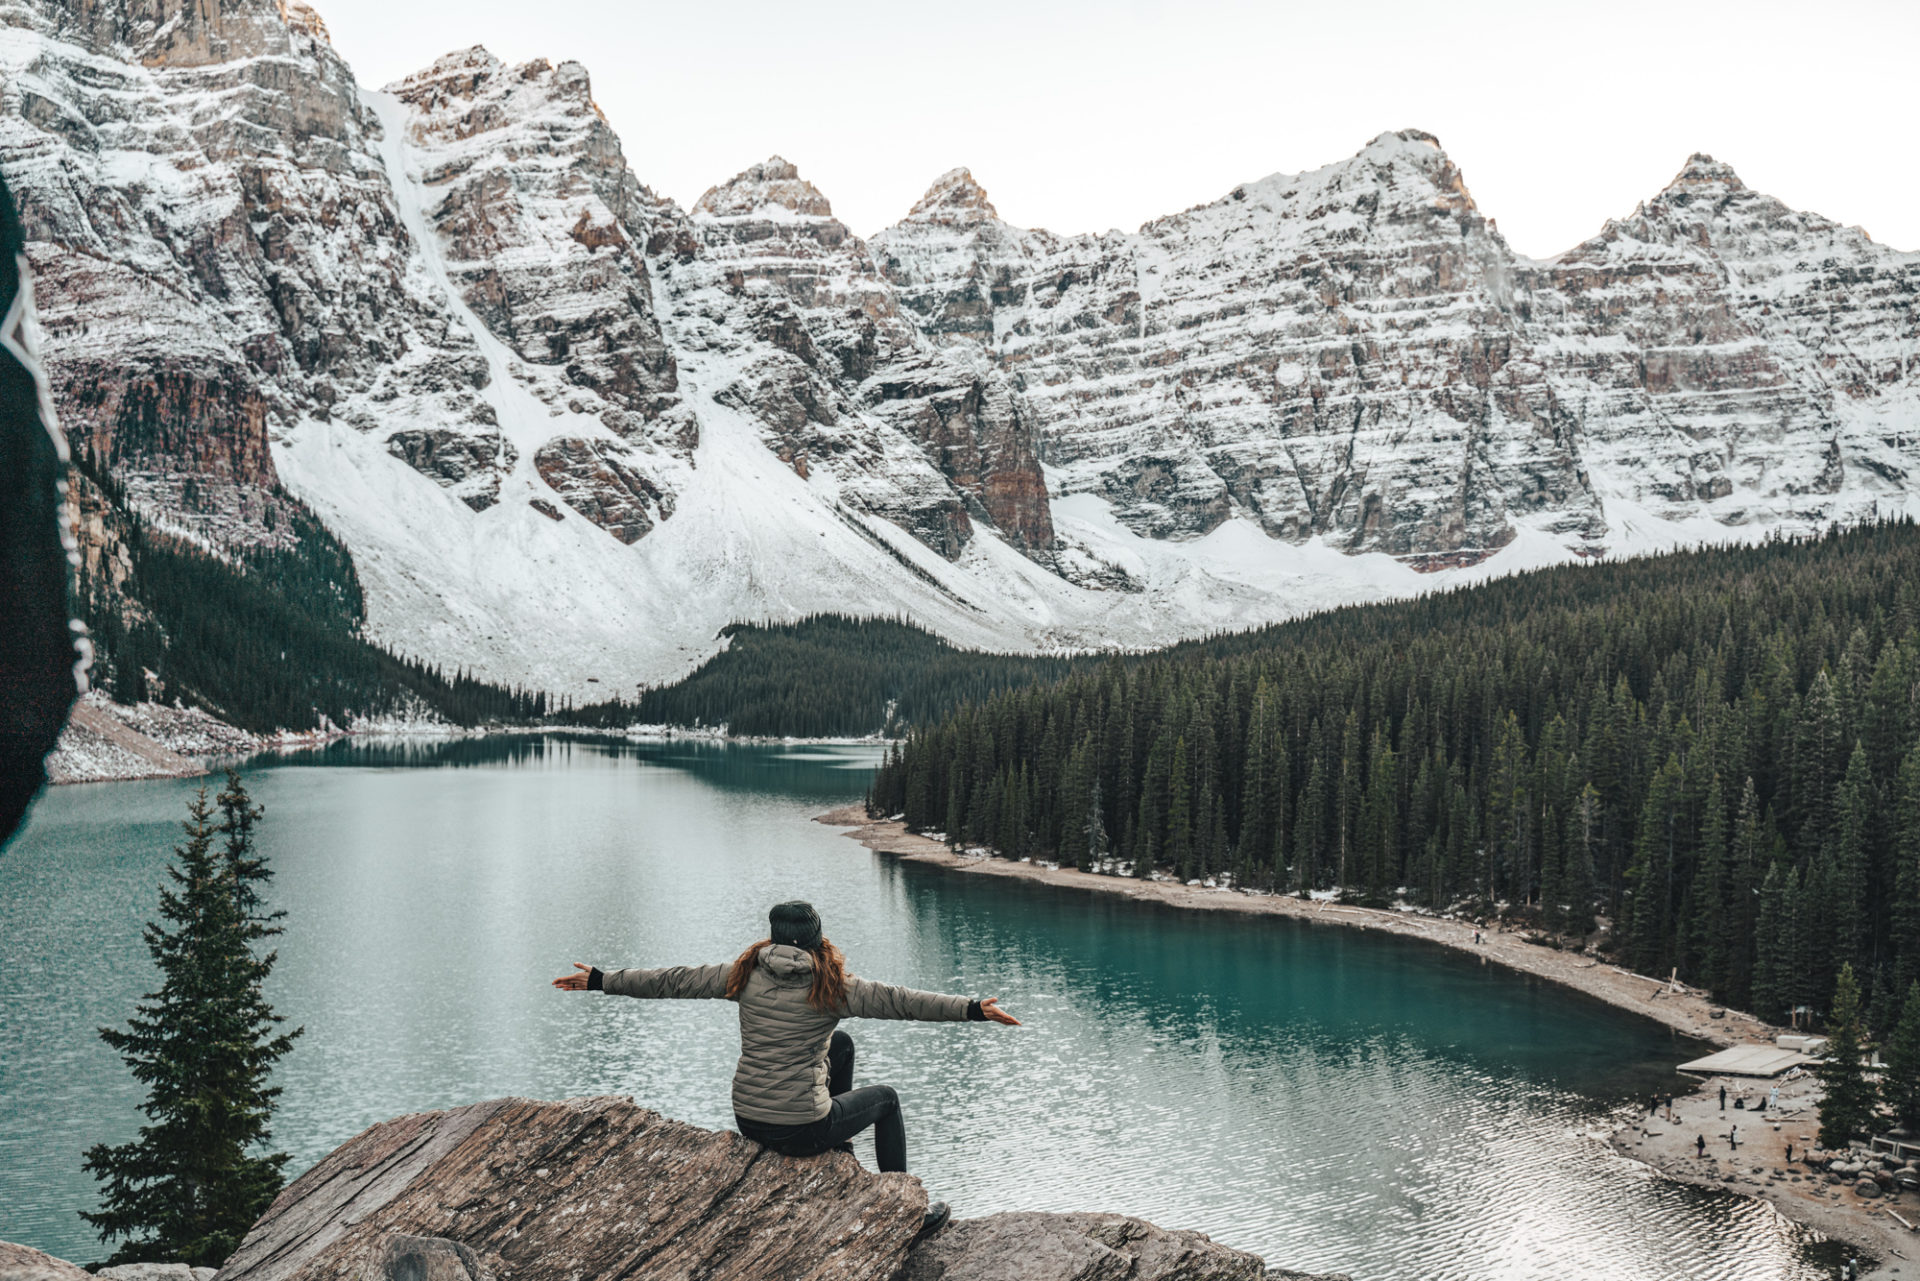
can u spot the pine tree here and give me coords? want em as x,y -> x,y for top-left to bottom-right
1815,964 -> 1876,1149
1085,776 -> 1109,872
1691,774 -> 1730,997
1894,746 -> 1920,996
82,773 -> 301,1266
1622,754 -> 1684,975
1725,778 -> 1764,1007
1566,784 -> 1599,936
1831,742 -> 1872,975
1166,738 -> 1193,880
1751,860 -> 1788,1024
1884,982 -> 1920,1132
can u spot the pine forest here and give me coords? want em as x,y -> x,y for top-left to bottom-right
869,521 -> 1920,1031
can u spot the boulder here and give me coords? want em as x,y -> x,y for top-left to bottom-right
900,1211 -> 1267,1281
213,1097 -> 1337,1281
0,1243 -> 90,1281
215,1096 -> 925,1281
1855,1178 -> 1881,1198
99,1266 -> 218,1281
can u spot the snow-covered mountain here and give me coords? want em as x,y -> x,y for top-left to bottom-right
4,0 -> 1916,698
873,136 -> 1920,565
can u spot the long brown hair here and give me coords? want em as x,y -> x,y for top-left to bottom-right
726,936 -> 849,1013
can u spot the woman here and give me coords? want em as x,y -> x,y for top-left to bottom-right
553,900 -> 1019,1236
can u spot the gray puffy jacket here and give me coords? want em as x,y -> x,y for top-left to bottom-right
602,943 -> 973,1125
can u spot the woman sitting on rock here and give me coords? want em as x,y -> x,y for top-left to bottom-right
552,900 -> 1019,1236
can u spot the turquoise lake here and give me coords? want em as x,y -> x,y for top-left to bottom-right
0,737 -> 1848,1278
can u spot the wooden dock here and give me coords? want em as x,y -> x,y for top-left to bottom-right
1676,1045 -> 1813,1077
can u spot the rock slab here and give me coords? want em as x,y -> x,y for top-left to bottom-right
0,1243 -> 91,1281
901,1211 -> 1269,1281
213,1095 -> 927,1281
201,1094 -> 1342,1281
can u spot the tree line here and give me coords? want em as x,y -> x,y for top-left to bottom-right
870,521 -> 1920,1035
72,455 -> 548,732
584,615 -> 1093,737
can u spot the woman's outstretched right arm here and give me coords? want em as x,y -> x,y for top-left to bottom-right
551,961 -> 728,999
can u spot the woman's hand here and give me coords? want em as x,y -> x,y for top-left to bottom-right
979,997 -> 1021,1026
552,962 -> 594,992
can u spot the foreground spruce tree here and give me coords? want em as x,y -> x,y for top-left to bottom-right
1816,964 -> 1876,1149
1885,981 -> 1920,1132
82,772 -> 301,1266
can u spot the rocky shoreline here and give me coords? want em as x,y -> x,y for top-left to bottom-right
818,804 -> 1920,1273
1611,1071 -> 1917,1280
42,694 -> 333,786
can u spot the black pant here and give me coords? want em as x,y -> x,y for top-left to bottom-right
737,1031 -> 908,1172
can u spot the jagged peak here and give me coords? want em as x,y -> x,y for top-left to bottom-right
1665,152 -> 1748,193
695,156 -> 834,219
902,167 -> 1000,225
385,45 -> 505,95
278,0 -> 330,44
1361,128 -> 1447,158
1224,127 -> 1473,218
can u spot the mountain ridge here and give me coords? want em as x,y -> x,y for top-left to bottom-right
2,0 -> 1914,707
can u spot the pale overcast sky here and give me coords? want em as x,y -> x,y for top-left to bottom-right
316,0 -> 1919,258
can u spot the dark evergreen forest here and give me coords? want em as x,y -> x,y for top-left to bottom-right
73,456 -> 546,733
870,521 -> 1920,1032
590,615 -> 1091,736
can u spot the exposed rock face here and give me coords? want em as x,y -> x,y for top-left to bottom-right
901,1211 -> 1267,1281
875,135 -> 1920,563
532,437 -> 670,544
386,429 -> 516,512
676,155 -> 1053,557
207,1096 -> 1314,1281
1,0 -> 491,548
214,1096 -> 929,1281
97,1265 -> 217,1281
1517,153 -> 1920,527
381,46 -> 692,514
0,1240 -> 91,1281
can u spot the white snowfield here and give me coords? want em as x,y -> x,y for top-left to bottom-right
4,3 -> 1917,700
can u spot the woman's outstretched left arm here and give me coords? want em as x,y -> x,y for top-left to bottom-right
550,961 -> 728,999
841,978 -> 1021,1025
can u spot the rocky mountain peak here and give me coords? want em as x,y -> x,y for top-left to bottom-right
694,156 -> 834,219
902,167 -> 999,225
384,44 -> 506,98
278,0 -> 330,43
1352,127 -> 1476,210
1663,152 -> 1748,194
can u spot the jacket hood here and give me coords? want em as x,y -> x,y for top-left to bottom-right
758,943 -> 816,981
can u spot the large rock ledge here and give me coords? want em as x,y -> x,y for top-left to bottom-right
0,1096 -> 1343,1281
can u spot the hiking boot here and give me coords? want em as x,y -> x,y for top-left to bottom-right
831,1141 -> 854,1155
915,1200 -> 951,1242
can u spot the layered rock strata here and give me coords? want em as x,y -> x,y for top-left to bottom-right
874,138 -> 1920,563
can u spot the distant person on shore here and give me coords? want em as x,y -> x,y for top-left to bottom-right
1696,1134 -> 1707,1158
1729,1124 -> 1739,1149
552,900 -> 1020,1238
1720,1084 -> 1727,1110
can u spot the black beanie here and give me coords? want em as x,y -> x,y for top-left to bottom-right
769,901 -> 823,951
